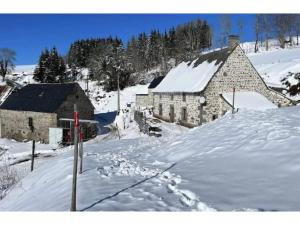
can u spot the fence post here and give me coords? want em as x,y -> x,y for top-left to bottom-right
31,140 -> 35,172
79,127 -> 83,174
232,87 -> 235,114
71,104 -> 79,212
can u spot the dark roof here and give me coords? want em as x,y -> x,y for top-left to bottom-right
148,76 -> 165,89
189,47 -> 232,68
0,83 -> 78,113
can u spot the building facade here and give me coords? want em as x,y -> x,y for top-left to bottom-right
0,83 -> 95,143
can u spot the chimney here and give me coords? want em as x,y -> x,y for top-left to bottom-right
228,35 -> 239,50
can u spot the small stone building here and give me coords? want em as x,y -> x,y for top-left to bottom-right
136,35 -> 293,128
136,76 -> 165,109
0,83 -> 95,143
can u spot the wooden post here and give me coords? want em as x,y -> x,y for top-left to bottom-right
79,127 -> 83,174
232,87 -> 235,114
31,140 -> 35,172
71,104 -> 79,212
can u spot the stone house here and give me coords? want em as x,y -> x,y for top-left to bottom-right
136,76 -> 165,109
0,83 -> 95,143
136,35 -> 293,128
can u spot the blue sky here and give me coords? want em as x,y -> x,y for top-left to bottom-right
0,14 -> 256,65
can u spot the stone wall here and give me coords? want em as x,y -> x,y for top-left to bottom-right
152,45 -> 292,127
153,92 -> 200,127
136,94 -> 150,109
202,45 -> 292,123
136,89 -> 155,109
0,109 -> 57,143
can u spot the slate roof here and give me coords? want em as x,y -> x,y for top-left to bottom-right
154,47 -> 233,93
148,76 -> 165,89
0,83 -> 78,113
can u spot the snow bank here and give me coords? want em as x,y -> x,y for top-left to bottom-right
154,60 -> 221,93
222,91 -> 277,110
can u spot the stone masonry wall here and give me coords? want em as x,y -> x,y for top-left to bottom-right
202,45 -> 292,123
153,92 -> 200,127
136,89 -> 155,109
136,94 -> 150,108
0,109 -> 57,143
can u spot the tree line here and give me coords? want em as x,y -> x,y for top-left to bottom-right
254,14 -> 300,52
65,19 -> 212,91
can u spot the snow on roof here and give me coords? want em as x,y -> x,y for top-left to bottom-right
222,91 -> 277,111
154,49 -> 230,93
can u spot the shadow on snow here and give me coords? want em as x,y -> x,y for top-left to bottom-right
94,111 -> 118,135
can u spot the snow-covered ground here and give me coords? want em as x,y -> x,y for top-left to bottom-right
247,46 -> 300,89
77,79 -> 148,114
1,105 -> 300,211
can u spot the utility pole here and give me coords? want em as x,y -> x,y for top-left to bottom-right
79,127 -> 83,174
117,73 -> 120,114
71,104 -> 79,212
232,87 -> 236,114
85,74 -> 89,99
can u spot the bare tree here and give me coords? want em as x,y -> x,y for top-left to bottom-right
254,15 -> 261,53
0,48 -> 16,82
292,14 -> 300,45
219,14 -> 232,48
237,17 -> 244,41
274,14 -> 294,48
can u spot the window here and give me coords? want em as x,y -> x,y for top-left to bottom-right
28,117 -> 34,132
159,94 -> 162,100
212,115 -> 217,121
159,104 -> 163,116
182,93 -> 186,102
182,107 -> 187,121
223,72 -> 228,77
171,94 -> 174,101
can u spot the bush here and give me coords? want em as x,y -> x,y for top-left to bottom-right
0,154 -> 18,200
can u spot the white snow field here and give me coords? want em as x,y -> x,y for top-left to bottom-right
1,105 -> 300,211
222,91 -> 277,110
247,46 -> 300,90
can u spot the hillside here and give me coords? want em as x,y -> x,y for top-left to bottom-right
1,105 -> 300,211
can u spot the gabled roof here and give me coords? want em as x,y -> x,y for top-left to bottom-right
148,76 -> 165,89
153,48 -> 232,93
0,83 -> 80,113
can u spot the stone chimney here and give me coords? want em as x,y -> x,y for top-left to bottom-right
228,35 -> 240,50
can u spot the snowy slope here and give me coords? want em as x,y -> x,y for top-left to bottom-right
247,47 -> 300,89
2,106 -> 300,211
77,80 -> 148,113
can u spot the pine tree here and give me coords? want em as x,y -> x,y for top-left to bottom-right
34,47 -> 66,83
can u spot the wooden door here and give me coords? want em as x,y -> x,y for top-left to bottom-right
170,105 -> 175,122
